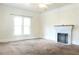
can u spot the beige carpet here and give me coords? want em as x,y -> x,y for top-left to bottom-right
0,39 -> 79,55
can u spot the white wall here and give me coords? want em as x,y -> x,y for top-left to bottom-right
0,5 -> 42,42
40,4 -> 79,45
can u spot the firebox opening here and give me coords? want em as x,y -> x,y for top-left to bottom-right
57,33 -> 68,44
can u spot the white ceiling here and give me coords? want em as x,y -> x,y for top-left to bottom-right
0,3 -> 71,13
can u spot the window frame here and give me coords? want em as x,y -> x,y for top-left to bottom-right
13,15 -> 32,36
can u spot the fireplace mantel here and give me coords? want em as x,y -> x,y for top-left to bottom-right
54,25 -> 74,27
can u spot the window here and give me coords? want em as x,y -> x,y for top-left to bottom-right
14,16 -> 31,35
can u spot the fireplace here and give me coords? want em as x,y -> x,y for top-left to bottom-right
54,25 -> 74,44
57,33 -> 68,44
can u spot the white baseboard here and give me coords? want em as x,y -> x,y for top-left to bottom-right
0,37 -> 43,43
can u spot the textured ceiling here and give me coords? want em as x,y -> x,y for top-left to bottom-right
0,3 -> 71,13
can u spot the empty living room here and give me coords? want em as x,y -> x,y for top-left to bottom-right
0,3 -> 79,55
